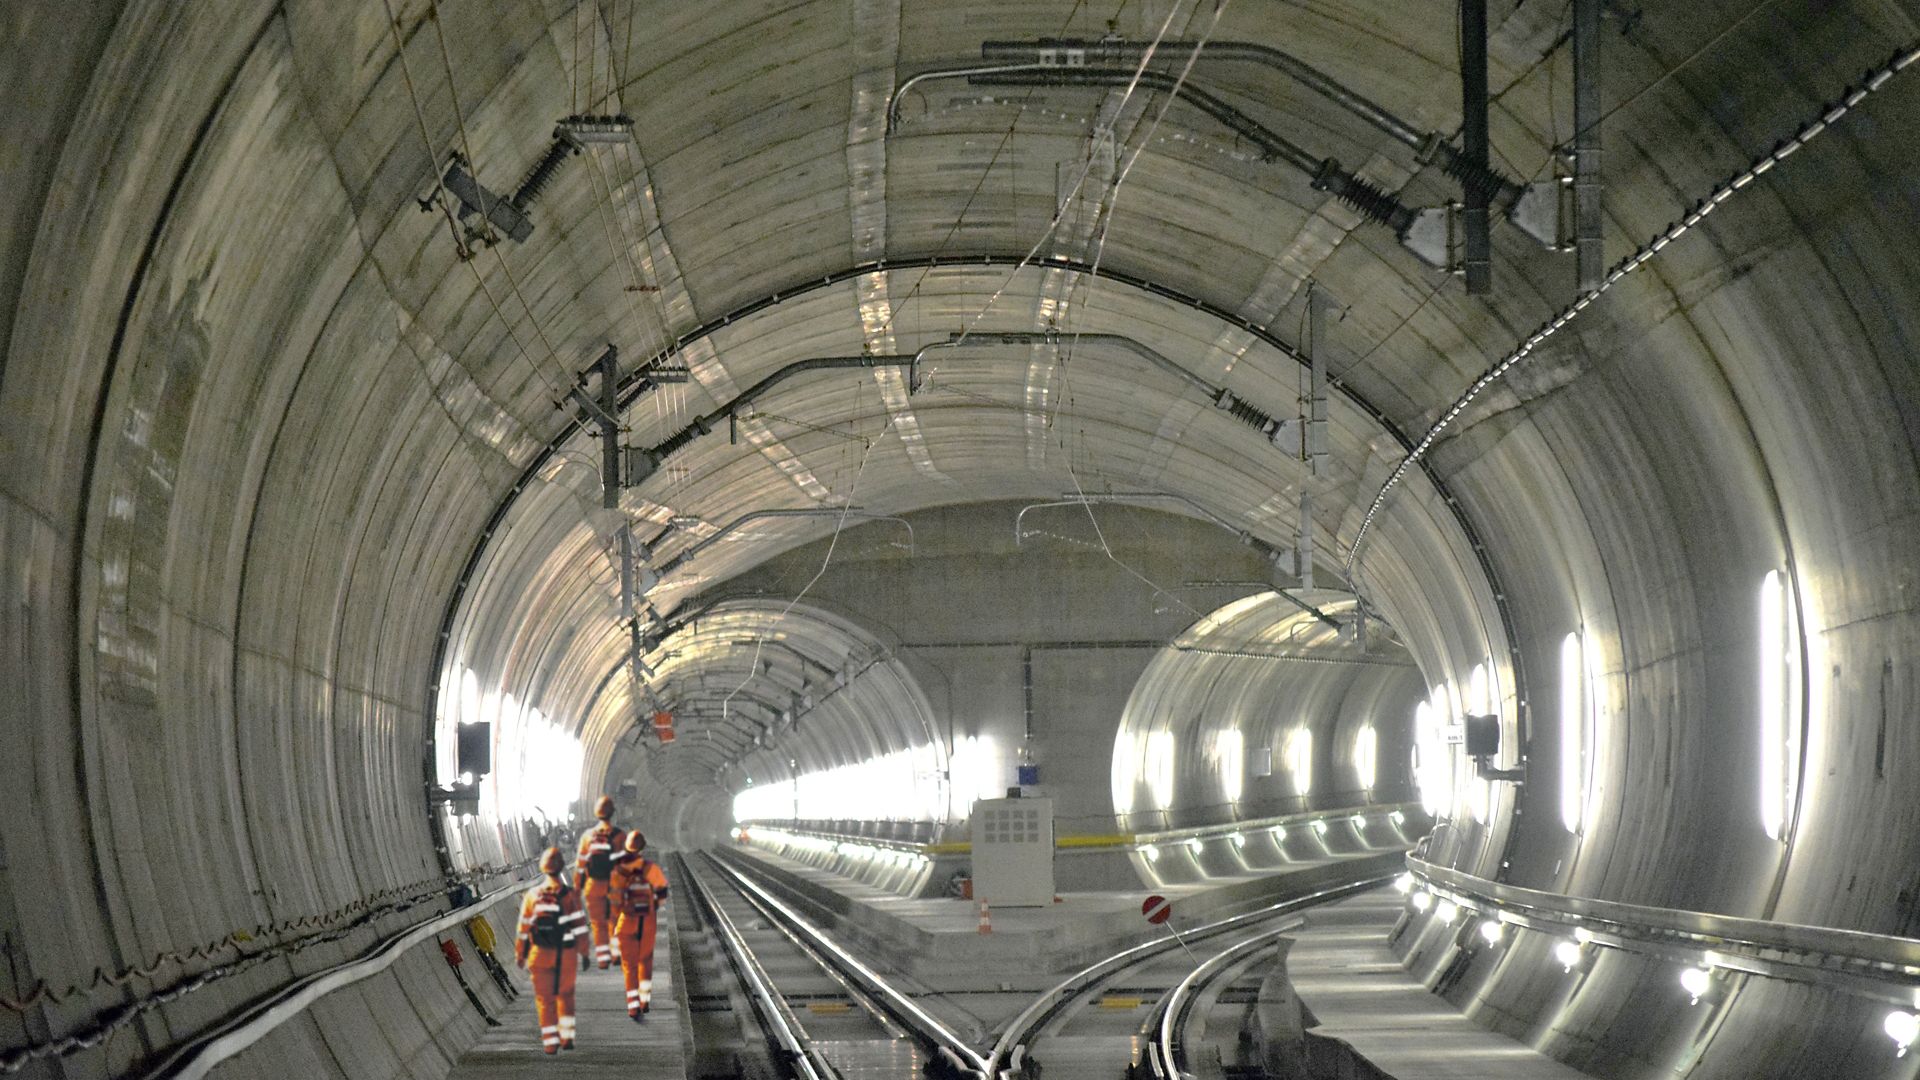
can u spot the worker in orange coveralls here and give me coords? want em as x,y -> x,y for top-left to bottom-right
514,847 -> 589,1054
575,795 -> 625,969
608,830 -> 670,1019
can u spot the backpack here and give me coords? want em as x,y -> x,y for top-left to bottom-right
585,827 -> 617,881
622,860 -> 656,915
529,885 -> 570,948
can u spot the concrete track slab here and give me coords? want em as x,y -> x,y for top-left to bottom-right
1287,890 -> 1594,1079
727,845 -> 1408,980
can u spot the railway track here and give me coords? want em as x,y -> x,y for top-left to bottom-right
678,851 -> 989,1079
989,876 -> 1389,1080
676,849 -> 1391,1080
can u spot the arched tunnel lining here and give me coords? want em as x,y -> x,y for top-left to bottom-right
1111,591 -> 1425,835
596,599 -> 948,853
603,582 -> 1430,856
2,3 -> 1919,1078
429,268 -> 1522,879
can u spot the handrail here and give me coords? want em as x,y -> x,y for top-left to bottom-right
743,825 -> 931,858
1408,856 -> 1920,997
1129,801 -> 1420,847
740,802 -> 1423,859
138,876 -> 532,1080
680,857 -> 831,1080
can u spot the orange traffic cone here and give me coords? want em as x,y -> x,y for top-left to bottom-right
977,901 -> 992,935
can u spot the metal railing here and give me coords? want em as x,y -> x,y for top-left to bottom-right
134,876 -> 531,1080
1407,855 -> 1920,1005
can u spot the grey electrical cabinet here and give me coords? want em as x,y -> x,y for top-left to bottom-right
971,796 -> 1055,907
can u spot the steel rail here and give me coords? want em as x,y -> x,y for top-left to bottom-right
701,852 -> 991,1078
983,871 -> 1394,1079
677,855 -> 836,1080
1150,920 -> 1301,1080
687,853 -> 904,1034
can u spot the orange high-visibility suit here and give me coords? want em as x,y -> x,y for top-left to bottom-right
514,878 -> 589,1053
576,822 -> 625,968
608,853 -> 670,1016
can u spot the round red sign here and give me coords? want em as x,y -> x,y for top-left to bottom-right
1142,894 -> 1172,925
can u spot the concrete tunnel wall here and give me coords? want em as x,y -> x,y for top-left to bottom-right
3,2 -> 1920,1080
607,504 -> 1428,895
644,504 -> 1435,833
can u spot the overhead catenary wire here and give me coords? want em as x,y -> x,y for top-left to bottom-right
871,0 -> 1095,341
903,2 -> 1203,588
385,0 -> 709,781
1338,2 -> 1788,393
375,0 -> 621,568
1344,40 -> 1920,577
902,1 -> 1233,623
378,0 -> 577,404
719,413 -> 904,724
941,0 -> 1191,348
698,5 -> 1191,731
417,0 -> 696,626
424,2 -> 583,397
1044,0 -> 1233,621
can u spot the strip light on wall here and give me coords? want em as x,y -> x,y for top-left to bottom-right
1215,729 -> 1244,803
1354,724 -> 1377,791
1758,570 -> 1799,840
1560,633 -> 1585,833
1286,728 -> 1313,796
1147,730 -> 1177,810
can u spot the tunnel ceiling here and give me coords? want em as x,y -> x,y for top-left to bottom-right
5,10 -> 1920,1052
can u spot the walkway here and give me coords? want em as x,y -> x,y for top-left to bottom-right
1287,889 -> 1594,1079
446,915 -> 685,1080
